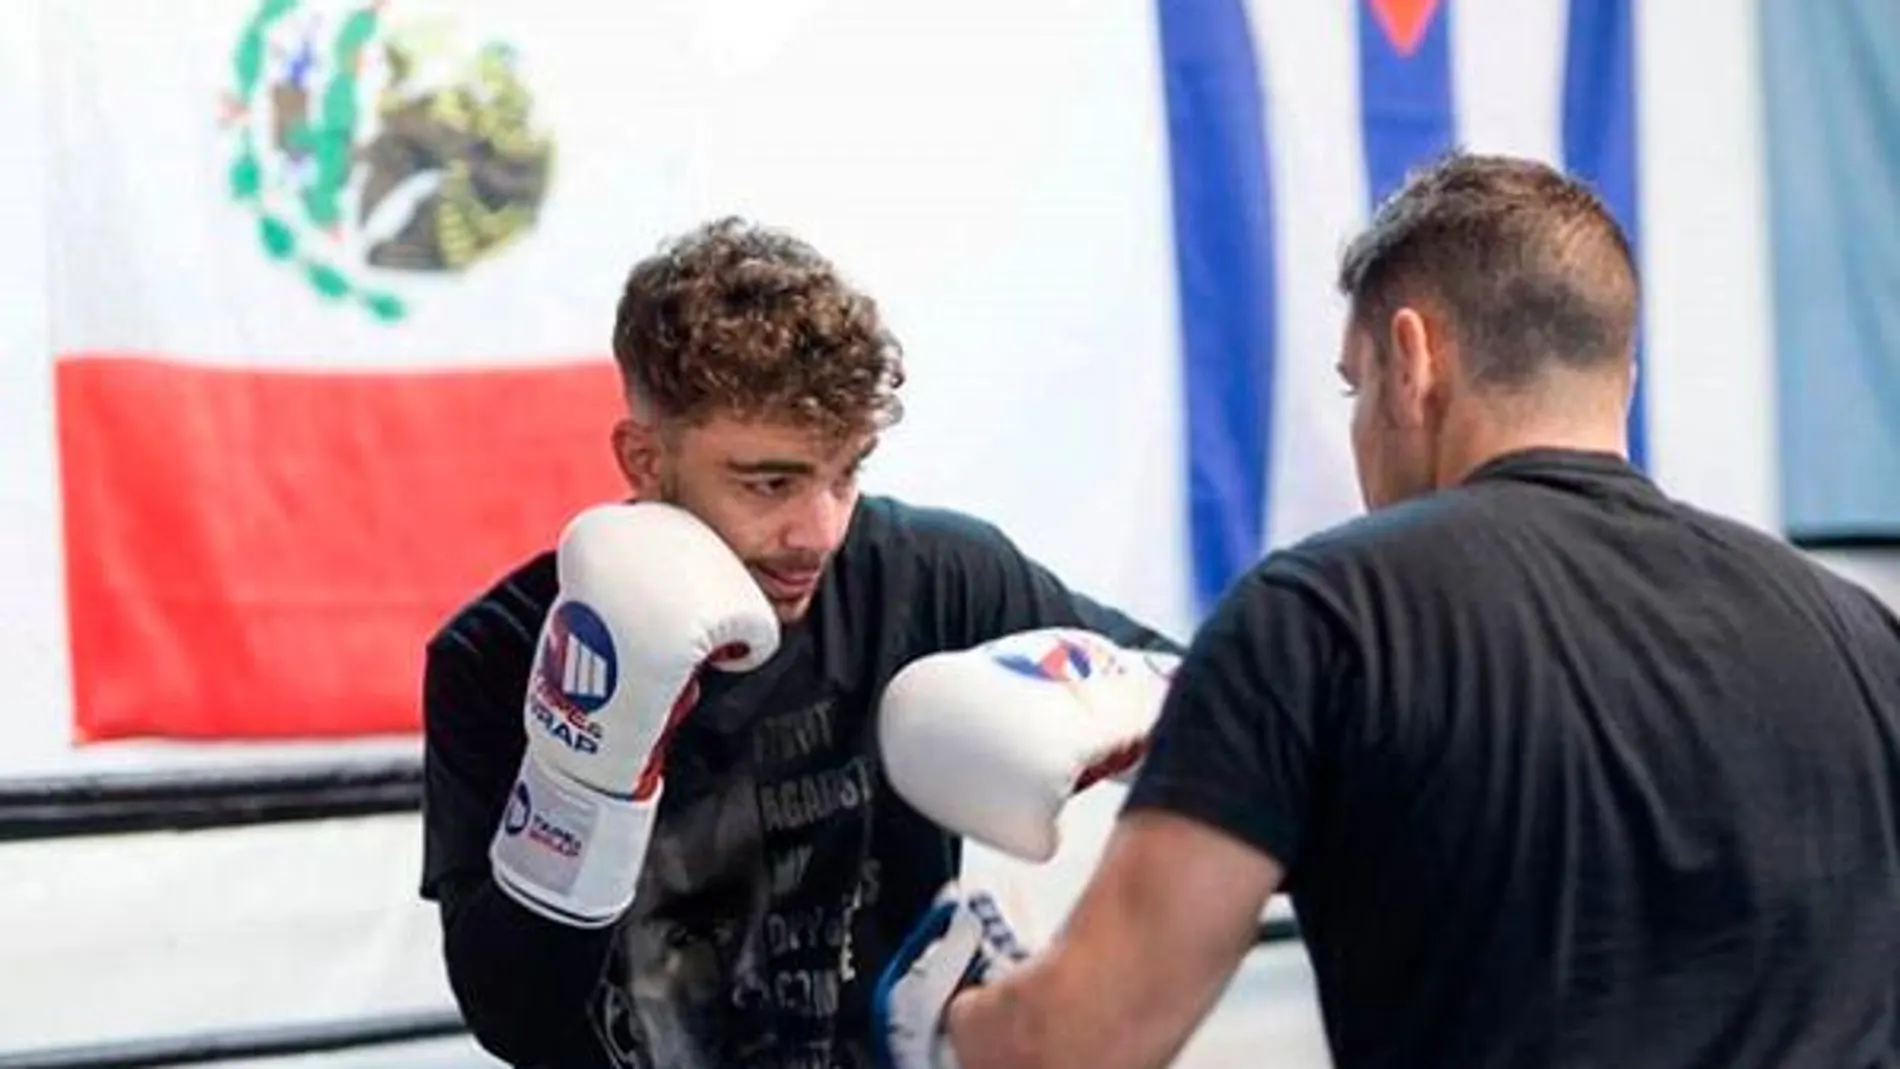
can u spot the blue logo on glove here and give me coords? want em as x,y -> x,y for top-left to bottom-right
992,635 -> 1098,683
966,892 -> 1031,964
503,781 -> 532,835
540,602 -> 618,714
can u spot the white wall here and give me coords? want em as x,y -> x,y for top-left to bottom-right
0,0 -> 74,775
0,0 -> 1891,1063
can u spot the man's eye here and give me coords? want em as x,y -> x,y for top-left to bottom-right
745,478 -> 792,498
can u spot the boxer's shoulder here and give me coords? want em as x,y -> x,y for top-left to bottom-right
822,494 -> 1048,667
843,494 -> 1011,559
829,493 -> 1029,593
427,548 -> 559,683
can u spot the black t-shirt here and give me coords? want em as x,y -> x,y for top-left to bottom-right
1126,449 -> 1900,1069
421,495 -> 1181,1069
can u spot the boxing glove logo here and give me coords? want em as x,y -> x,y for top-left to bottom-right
530,601 -> 620,755
988,631 -> 1122,684
965,891 -> 1032,969
503,781 -> 533,835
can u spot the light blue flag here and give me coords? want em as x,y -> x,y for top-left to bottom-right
1763,0 -> 1900,543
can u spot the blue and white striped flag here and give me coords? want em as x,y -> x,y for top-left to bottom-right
1160,0 -> 1647,614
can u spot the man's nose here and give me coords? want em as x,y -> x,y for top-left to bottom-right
780,488 -> 850,554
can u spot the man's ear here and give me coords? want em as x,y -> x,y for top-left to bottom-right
1383,305 -> 1445,428
612,417 -> 663,500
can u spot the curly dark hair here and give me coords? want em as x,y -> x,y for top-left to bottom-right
1337,152 -> 1638,388
611,218 -> 906,442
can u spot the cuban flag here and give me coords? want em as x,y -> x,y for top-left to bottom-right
1160,0 -> 1646,614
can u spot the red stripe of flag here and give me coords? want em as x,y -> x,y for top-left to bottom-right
56,354 -> 627,742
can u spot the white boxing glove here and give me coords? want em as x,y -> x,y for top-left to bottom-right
873,881 -> 1035,1069
490,502 -> 780,928
878,628 -> 1180,863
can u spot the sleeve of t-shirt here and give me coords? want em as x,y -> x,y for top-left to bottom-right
419,627 -> 522,900
1120,567 -> 1348,881
907,506 -> 1186,655
420,626 -> 619,1067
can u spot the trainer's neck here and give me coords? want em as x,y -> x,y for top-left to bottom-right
1432,384 -> 1630,491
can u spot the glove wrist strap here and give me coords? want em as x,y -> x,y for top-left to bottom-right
489,750 -> 658,928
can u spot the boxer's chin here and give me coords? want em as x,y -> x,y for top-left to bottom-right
766,592 -> 816,624
752,563 -> 823,622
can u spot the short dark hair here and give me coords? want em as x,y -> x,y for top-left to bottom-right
1336,152 -> 1638,387
611,217 -> 906,441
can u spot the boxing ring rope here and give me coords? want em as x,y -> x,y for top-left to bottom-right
0,757 -> 461,1068
0,1011 -> 471,1069
0,759 -> 1301,1067
0,757 -> 424,842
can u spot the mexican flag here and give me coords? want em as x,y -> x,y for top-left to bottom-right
49,0 -> 677,740
41,0 -> 1220,749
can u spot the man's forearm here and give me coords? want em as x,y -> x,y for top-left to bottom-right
441,876 -> 619,1066
945,976 -> 1045,1069
944,953 -> 1116,1069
